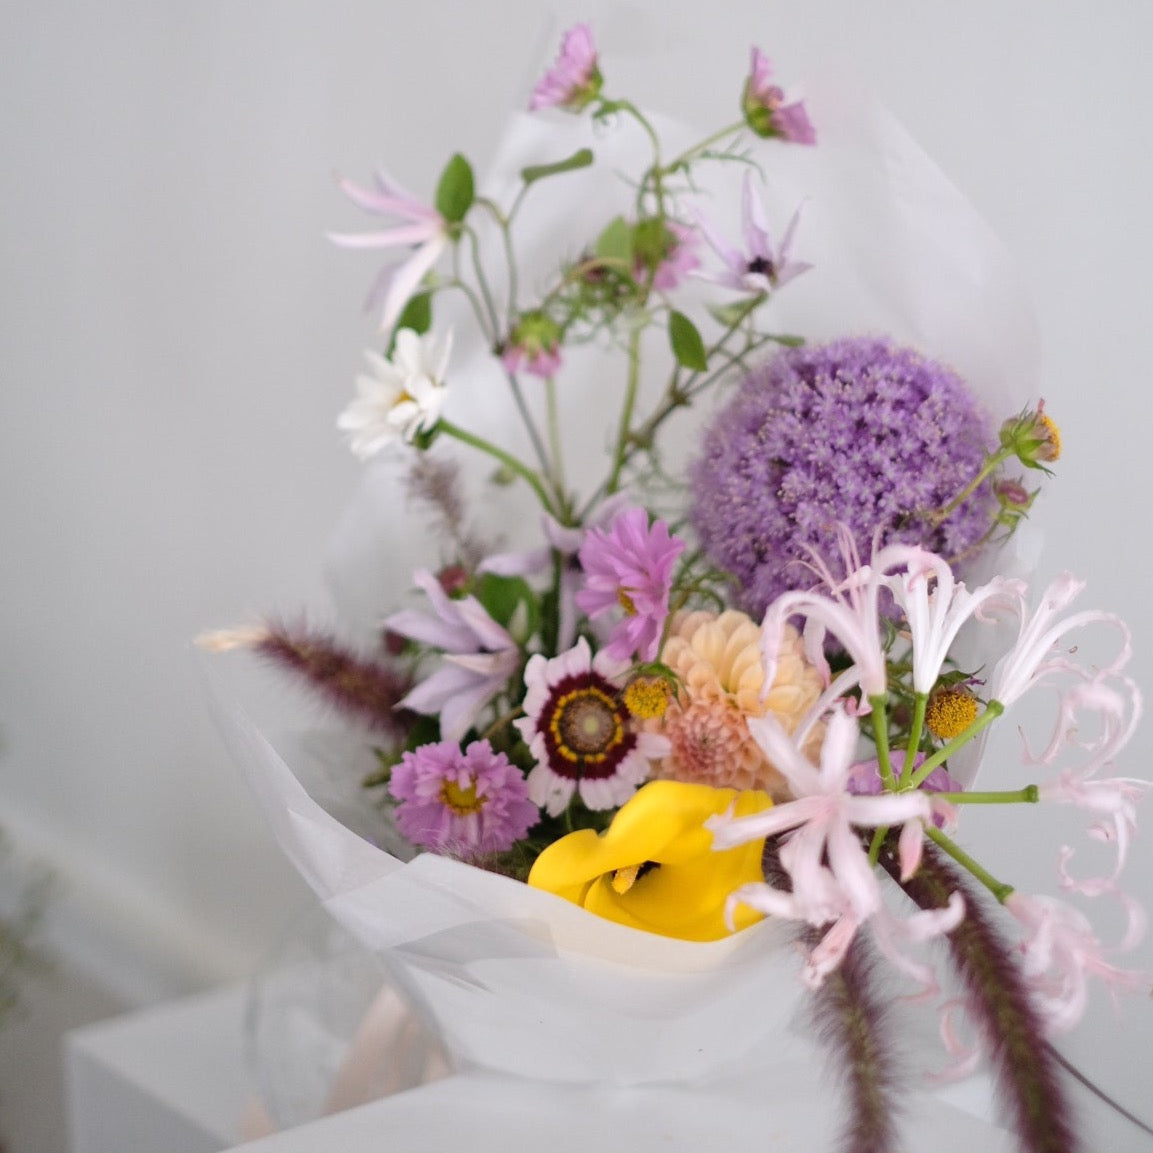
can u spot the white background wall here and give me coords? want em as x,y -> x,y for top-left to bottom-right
2,0 -> 1151,1132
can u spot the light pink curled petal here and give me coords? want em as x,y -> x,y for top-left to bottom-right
898,818 -> 925,881
380,235 -> 447,333
705,796 -> 822,848
478,546 -> 553,577
802,916 -> 860,989
327,223 -> 437,250
383,607 -> 469,651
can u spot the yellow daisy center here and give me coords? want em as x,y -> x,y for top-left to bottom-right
440,777 -> 485,815
623,676 -> 670,720
925,687 -> 980,741
617,588 -> 638,615
1037,412 -> 1061,462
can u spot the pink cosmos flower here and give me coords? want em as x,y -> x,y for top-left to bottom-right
1004,891 -> 1147,1035
500,310 -> 563,379
515,637 -> 668,816
529,24 -> 603,113
695,171 -> 810,295
575,506 -> 686,662
741,48 -> 816,144
384,569 -> 520,742
710,708 -> 934,986
329,170 -> 447,334
389,739 -> 538,858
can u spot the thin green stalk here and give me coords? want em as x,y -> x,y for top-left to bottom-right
545,375 -> 566,499
502,369 -> 555,483
657,120 -> 746,176
933,786 -> 1040,805
908,700 -> 1004,788
927,445 -> 1012,525
438,419 -> 556,516
605,325 -> 645,494
868,695 -> 896,791
924,826 -> 1014,903
902,692 -> 928,780
464,225 -> 501,338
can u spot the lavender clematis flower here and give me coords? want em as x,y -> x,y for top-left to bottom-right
695,171 -> 810,295
384,569 -> 520,742
329,170 -> 448,334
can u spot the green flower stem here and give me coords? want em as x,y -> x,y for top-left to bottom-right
658,120 -> 746,176
868,695 -> 896,791
501,369 -> 555,483
438,419 -> 556,516
924,826 -> 1014,903
933,786 -> 1040,805
474,196 -> 521,318
908,700 -> 1005,789
928,445 -> 1013,526
545,375 -> 566,500
867,825 -> 889,868
902,692 -> 928,780
464,225 -> 501,338
613,101 -> 665,215
605,325 -> 645,494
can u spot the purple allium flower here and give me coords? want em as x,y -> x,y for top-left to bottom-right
695,172 -> 810,295
741,48 -> 815,144
575,506 -> 686,662
690,337 -> 996,617
389,739 -> 538,858
529,24 -> 603,113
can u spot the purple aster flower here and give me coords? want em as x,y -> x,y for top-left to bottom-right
575,506 -> 686,662
328,171 -> 447,334
695,172 -> 810,295
741,48 -> 816,144
529,24 -> 603,113
690,337 -> 997,617
389,739 -> 538,859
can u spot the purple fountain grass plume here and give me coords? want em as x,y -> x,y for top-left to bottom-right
404,454 -> 490,570
882,841 -> 1080,1153
763,836 -> 902,1153
807,929 -> 902,1153
244,619 -> 415,740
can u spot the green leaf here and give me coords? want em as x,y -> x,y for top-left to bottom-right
435,153 -> 475,224
521,147 -> 594,186
594,216 -> 633,265
391,291 -> 432,338
475,573 -> 539,640
706,297 -> 763,329
668,311 -> 708,372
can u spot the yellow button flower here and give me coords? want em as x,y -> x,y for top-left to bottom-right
527,780 -> 773,941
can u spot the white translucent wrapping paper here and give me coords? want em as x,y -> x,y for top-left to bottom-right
216,81 -> 1042,1085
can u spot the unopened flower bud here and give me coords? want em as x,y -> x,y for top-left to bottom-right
999,403 -> 1061,470
501,311 -> 563,379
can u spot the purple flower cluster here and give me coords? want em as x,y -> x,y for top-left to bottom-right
690,337 -> 995,616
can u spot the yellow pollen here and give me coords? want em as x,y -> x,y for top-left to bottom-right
617,588 -> 638,616
925,688 -> 980,741
440,777 -> 485,816
611,863 -> 641,894
623,676 -> 670,720
1037,412 -> 1061,462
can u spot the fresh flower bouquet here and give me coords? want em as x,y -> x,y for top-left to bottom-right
205,26 -> 1148,1153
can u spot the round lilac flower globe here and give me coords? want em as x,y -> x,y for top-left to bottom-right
690,337 -> 995,616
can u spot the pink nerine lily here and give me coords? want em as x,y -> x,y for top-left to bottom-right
709,708 -> 933,986
384,569 -> 520,742
885,550 -> 1023,694
695,171 -> 810,295
1005,891 -> 1147,1035
329,170 -> 448,334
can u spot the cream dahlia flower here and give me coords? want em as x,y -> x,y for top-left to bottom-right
646,609 -> 823,798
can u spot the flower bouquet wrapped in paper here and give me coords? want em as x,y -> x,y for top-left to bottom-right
204,26 -> 1148,1153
